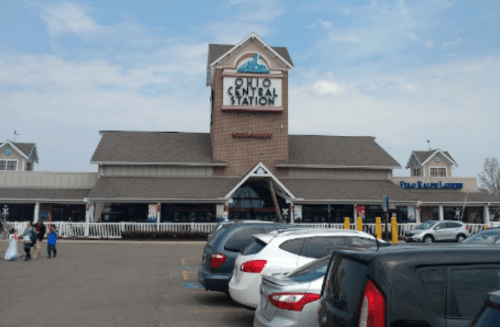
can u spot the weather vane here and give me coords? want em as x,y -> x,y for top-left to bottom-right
426,139 -> 431,151
14,130 -> 19,142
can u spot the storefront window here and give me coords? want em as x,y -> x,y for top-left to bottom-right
396,207 -> 408,223
444,207 -> 464,221
421,206 -> 439,222
489,207 -> 500,222
0,204 -> 35,221
301,205 -> 354,223
161,204 -> 216,222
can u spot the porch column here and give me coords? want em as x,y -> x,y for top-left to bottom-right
353,204 -> 358,230
290,203 -> 294,223
33,202 -> 40,223
484,205 -> 490,227
439,205 -> 444,220
157,202 -> 161,230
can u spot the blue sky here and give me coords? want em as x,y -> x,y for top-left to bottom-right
1,0 -> 499,178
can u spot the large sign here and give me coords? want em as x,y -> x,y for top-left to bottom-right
400,181 -> 463,190
223,77 -> 282,107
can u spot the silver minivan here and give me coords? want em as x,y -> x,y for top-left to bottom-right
404,220 -> 469,243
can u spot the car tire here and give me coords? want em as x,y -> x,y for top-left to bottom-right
456,234 -> 466,243
424,235 -> 433,243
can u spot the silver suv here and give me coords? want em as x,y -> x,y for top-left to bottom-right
404,220 -> 469,243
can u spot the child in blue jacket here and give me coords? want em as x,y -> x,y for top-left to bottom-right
47,226 -> 59,258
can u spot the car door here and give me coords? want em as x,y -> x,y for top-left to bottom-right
445,222 -> 461,241
433,222 -> 448,241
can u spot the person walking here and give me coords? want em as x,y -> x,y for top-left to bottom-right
4,228 -> 20,261
47,225 -> 59,258
34,221 -> 46,258
19,221 -> 36,261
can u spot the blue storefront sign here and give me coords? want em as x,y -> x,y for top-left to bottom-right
400,181 -> 463,190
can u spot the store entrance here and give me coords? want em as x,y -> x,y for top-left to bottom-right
228,181 -> 287,221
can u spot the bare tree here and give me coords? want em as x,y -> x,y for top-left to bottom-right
478,157 -> 500,195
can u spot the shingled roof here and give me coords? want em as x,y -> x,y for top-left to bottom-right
407,149 -> 457,168
0,188 -> 90,202
0,141 -> 37,161
91,131 -> 226,165
87,177 -> 240,201
207,44 -> 294,68
277,135 -> 401,168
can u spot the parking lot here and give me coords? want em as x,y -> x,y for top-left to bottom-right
0,241 -> 253,327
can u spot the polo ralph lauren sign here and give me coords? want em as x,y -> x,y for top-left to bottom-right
400,181 -> 463,190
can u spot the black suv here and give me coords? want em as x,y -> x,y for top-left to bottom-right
198,222 -> 299,294
318,245 -> 500,327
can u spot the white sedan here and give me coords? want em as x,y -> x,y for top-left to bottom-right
228,228 -> 381,309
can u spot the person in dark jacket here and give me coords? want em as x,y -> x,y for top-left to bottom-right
19,221 -> 36,261
34,221 -> 46,258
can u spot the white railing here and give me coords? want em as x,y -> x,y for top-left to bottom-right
2,221 -> 489,239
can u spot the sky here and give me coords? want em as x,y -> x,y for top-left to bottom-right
1,0 -> 499,178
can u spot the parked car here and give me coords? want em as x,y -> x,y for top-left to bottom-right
228,229 -> 382,309
317,245 -> 500,327
462,228 -> 500,245
207,220 -> 275,241
198,222 -> 301,294
254,255 -> 330,327
468,290 -> 500,327
404,220 -> 469,243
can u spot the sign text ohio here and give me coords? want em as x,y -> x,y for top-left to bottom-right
400,181 -> 464,190
223,77 -> 282,107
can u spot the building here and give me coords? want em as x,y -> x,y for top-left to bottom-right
1,33 -> 499,235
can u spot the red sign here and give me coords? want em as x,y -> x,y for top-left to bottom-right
231,132 -> 272,139
356,205 -> 366,217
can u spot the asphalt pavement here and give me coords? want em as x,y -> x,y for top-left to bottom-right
0,240 -> 254,327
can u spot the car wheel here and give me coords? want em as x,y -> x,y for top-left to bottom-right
424,235 -> 433,243
456,234 -> 466,243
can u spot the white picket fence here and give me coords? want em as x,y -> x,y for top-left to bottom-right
3,221 -> 489,239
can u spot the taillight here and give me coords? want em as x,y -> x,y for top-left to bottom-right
268,293 -> 321,311
210,253 -> 226,269
465,225 -> 469,230
358,280 -> 385,327
239,260 -> 267,273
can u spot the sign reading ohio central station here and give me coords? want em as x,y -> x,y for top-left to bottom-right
223,77 -> 282,107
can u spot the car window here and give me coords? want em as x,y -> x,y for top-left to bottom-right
207,226 -> 231,247
435,222 -> 447,229
463,231 -> 500,244
224,227 -> 266,252
288,256 -> 330,282
302,237 -> 347,259
418,268 -> 445,316
279,238 -> 305,256
446,222 -> 462,228
416,221 -> 438,230
241,238 -> 267,255
324,254 -> 368,314
447,266 -> 500,319
350,236 -> 377,248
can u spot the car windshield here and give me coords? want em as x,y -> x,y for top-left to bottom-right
416,221 -> 438,230
462,230 -> 500,244
287,256 -> 330,282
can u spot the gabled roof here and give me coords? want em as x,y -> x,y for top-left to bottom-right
206,32 -> 294,86
405,149 -> 457,168
0,140 -> 38,162
90,131 -> 226,166
277,135 -> 401,169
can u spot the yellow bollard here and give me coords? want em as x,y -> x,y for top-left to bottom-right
375,217 -> 382,239
357,217 -> 363,232
344,217 -> 350,230
391,217 -> 398,244
484,225 -> 488,230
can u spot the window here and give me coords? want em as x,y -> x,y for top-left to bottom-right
0,160 -> 16,170
413,168 -> 421,177
448,266 -> 500,318
302,237 -> 347,258
430,168 -> 438,177
224,227 -> 266,252
27,162 -> 32,171
350,237 -> 377,248
438,168 -> 446,177
7,161 -> 16,170
279,238 -> 305,255
418,268 -> 445,316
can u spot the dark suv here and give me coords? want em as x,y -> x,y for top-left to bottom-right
318,245 -> 500,327
198,222 -> 299,294
468,290 -> 500,327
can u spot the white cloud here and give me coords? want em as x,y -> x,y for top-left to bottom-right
39,2 -> 104,39
318,19 -> 334,30
313,80 -> 346,95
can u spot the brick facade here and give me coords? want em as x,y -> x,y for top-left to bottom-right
210,66 -> 290,177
